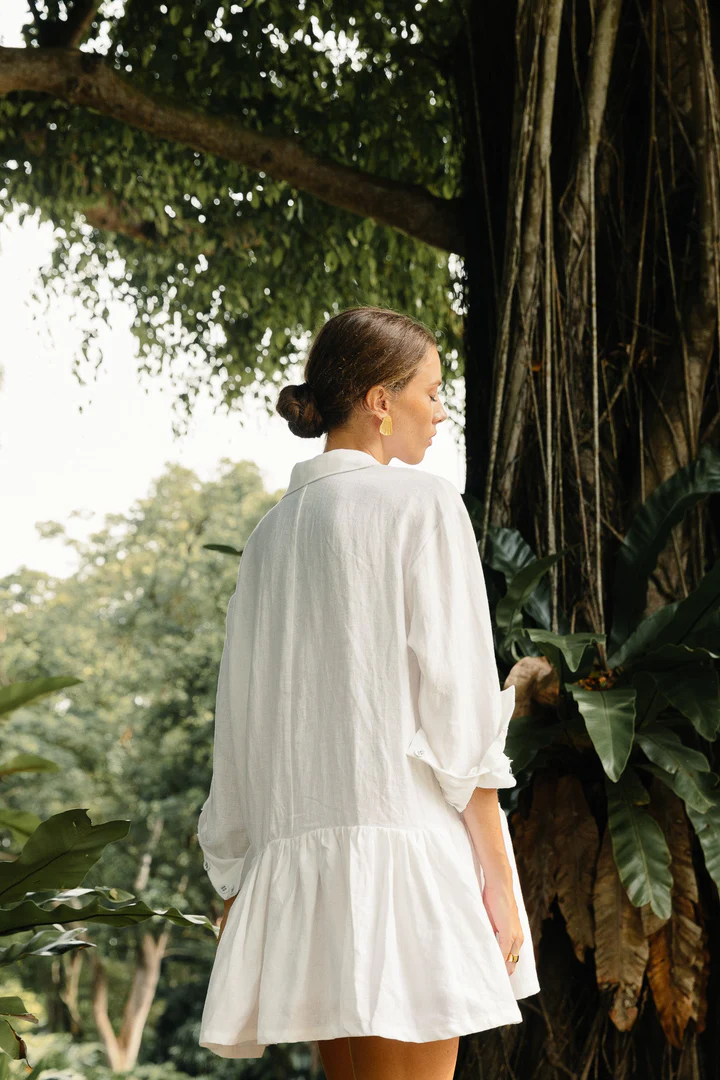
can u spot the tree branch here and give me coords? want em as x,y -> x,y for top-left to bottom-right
57,0 -> 101,48
83,196 -> 159,243
79,192 -> 267,256
27,0 -> 100,49
0,45 -> 465,255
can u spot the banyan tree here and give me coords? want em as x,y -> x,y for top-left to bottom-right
1,1 -> 719,1076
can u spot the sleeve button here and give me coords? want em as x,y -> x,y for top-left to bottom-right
415,748 -> 425,757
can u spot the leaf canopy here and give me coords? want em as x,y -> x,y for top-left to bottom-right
1,0 -> 467,415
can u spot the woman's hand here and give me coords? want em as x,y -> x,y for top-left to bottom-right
481,877 -> 524,976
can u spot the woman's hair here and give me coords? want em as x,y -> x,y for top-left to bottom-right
276,306 -> 437,438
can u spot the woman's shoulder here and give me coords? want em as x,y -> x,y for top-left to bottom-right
364,465 -> 468,558
246,463 -> 465,558
379,464 -> 464,519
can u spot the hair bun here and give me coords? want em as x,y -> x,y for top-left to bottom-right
274,306 -> 436,441
276,381 -> 325,439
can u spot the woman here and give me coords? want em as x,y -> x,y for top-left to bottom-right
197,306 -> 540,1079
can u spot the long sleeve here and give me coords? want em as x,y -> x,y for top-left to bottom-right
404,481 -> 517,815
197,591 -> 251,899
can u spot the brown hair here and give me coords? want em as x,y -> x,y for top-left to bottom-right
276,306 -> 437,439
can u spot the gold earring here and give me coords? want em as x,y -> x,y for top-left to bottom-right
379,415 -> 393,436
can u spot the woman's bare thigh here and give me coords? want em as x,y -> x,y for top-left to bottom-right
350,1034 -> 458,1080
316,1037 -> 355,1080
316,1034 -> 459,1080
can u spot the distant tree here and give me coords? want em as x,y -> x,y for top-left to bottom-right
1,459 -> 277,1070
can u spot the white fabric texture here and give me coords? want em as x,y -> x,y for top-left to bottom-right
197,448 -> 541,1059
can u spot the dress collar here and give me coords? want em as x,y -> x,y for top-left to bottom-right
283,448 -> 384,497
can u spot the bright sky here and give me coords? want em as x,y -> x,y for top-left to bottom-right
0,5 -> 465,580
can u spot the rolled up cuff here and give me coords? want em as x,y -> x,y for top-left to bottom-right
405,685 -> 518,813
199,845 -> 249,901
197,815 -> 251,901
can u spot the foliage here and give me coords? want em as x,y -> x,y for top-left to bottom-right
468,445 -> 720,1043
0,1 -> 465,419
0,680 -> 125,1066
479,446 -> 720,914
0,459 -> 280,1071
0,684 -> 213,1070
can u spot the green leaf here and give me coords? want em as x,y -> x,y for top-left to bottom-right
567,685 -> 636,781
0,809 -> 42,845
0,809 -> 129,905
477,523 -> 573,635
0,754 -> 60,778
633,557 -> 720,658
605,768 -> 673,919
0,891 -> 214,937
685,799 -> 720,894
169,5 -> 183,24
0,1018 -> 25,1061
682,610 -> 720,656
0,677 -> 82,718
634,726 -> 716,811
608,602 -> 679,669
495,550 -> 569,635
627,645 -> 720,739
609,444 -> 720,654
0,998 -> 37,1024
640,762 -> 720,819
503,717 -> 564,773
202,543 -> 243,556
628,669 -> 666,729
0,928 -> 94,967
525,629 -> 605,682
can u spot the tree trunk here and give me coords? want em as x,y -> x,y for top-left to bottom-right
91,929 -> 171,1073
48,951 -> 84,1036
642,0 -> 720,615
455,0 -> 517,507
452,0 -> 720,1074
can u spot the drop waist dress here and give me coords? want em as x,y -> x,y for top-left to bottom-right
197,447 -> 541,1058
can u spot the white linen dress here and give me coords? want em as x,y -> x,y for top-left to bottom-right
197,447 -> 541,1059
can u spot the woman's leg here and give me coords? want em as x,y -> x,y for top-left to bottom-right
316,1036 -> 355,1080
348,1035 -> 459,1080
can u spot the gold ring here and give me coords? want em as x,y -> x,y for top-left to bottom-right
507,952 -> 520,963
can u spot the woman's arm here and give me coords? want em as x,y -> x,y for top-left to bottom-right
403,480 -> 519,813
402,480 -> 524,972
462,787 -> 523,975
462,787 -> 512,884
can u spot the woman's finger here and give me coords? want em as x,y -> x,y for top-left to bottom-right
496,930 -> 522,974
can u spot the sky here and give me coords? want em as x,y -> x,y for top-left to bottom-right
0,4 -> 465,581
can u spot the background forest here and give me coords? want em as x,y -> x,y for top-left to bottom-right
1,0 -> 720,1078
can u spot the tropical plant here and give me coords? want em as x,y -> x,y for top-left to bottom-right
0,677 -> 213,1070
470,444 -> 720,1055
